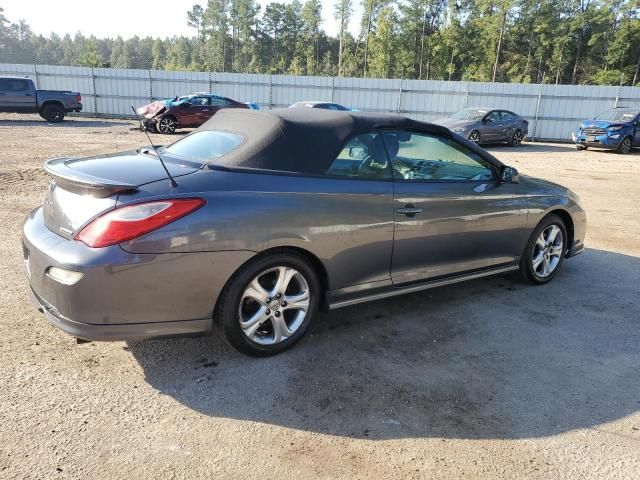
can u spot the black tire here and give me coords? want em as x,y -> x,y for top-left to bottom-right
40,103 -> 65,123
576,145 -> 587,151
617,136 -> 632,154
509,129 -> 523,146
214,252 -> 320,356
519,214 -> 568,285
157,116 -> 177,134
468,130 -> 481,145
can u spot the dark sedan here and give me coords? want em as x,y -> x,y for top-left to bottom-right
435,108 -> 529,146
23,109 -> 585,356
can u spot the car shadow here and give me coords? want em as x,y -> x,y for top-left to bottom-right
0,118 -> 130,128
127,248 -> 640,440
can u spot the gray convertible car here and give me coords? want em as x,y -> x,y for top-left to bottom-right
435,107 -> 529,146
23,109 -> 585,356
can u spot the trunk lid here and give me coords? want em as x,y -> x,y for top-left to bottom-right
42,151 -> 200,239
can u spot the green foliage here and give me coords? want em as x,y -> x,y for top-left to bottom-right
0,0 -> 638,85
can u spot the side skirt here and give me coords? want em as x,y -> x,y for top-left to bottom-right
327,264 -> 520,310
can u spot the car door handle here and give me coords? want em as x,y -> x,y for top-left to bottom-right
396,205 -> 423,217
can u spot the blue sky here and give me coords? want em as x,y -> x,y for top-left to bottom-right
2,0 -> 362,39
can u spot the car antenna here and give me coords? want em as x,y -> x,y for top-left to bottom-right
130,105 -> 177,187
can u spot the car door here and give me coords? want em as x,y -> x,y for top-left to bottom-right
0,78 -> 36,111
189,96 -> 212,126
480,110 -> 504,142
383,130 -> 528,285
499,111 -> 517,139
320,132 -> 395,291
633,114 -> 640,147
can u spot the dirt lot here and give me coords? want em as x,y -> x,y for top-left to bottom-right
1,113 -> 639,479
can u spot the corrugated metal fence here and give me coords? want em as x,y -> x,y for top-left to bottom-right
2,62 -> 640,141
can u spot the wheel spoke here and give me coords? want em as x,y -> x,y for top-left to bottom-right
536,235 -> 546,250
270,267 -> 296,297
546,225 -> 560,245
271,315 -> 292,343
240,306 -> 270,339
242,279 -> 270,305
532,251 -> 544,269
283,290 -> 310,311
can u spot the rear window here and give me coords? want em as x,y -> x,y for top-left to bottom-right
164,130 -> 243,162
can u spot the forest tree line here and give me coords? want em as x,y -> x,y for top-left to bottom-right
1,1 -> 639,85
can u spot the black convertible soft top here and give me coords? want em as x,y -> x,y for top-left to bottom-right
200,108 -> 452,174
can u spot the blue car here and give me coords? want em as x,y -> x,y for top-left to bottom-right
573,107 -> 640,154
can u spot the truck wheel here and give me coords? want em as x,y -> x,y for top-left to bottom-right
40,104 -> 66,123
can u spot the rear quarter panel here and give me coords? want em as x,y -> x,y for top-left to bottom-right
118,169 -> 396,291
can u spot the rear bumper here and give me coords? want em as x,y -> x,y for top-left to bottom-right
29,287 -> 212,341
23,206 -> 254,340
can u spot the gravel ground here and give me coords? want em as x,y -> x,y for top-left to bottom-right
1,113 -> 639,479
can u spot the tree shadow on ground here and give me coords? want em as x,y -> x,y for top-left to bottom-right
128,248 -> 640,440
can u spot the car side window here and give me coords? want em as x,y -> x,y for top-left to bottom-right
382,131 -> 495,181
211,97 -> 229,106
0,79 -> 29,91
485,111 -> 500,123
500,111 -> 513,121
191,97 -> 210,106
325,133 -> 391,180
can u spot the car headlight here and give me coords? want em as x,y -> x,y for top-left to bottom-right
451,127 -> 466,133
608,125 -> 624,132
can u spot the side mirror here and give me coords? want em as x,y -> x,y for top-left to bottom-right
500,165 -> 520,184
483,117 -> 492,124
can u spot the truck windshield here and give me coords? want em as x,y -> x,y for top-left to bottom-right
595,110 -> 639,122
164,130 -> 243,162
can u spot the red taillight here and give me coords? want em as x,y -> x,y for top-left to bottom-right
75,198 -> 205,248
76,94 -> 82,102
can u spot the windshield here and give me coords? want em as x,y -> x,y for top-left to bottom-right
449,108 -> 487,121
164,130 -> 243,162
595,109 -> 639,122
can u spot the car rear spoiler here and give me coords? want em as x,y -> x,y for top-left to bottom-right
43,158 -> 139,197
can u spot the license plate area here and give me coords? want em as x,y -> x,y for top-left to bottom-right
586,135 -> 597,142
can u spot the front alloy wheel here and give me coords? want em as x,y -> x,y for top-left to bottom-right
468,130 -> 481,145
157,117 -> 177,134
531,225 -> 564,279
617,137 -> 631,154
520,214 -> 567,284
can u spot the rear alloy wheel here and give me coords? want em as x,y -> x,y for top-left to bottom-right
215,252 -> 320,356
40,104 -> 65,123
617,137 -> 632,154
157,116 -> 177,134
468,130 -> 481,145
520,214 -> 567,285
510,129 -> 523,146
